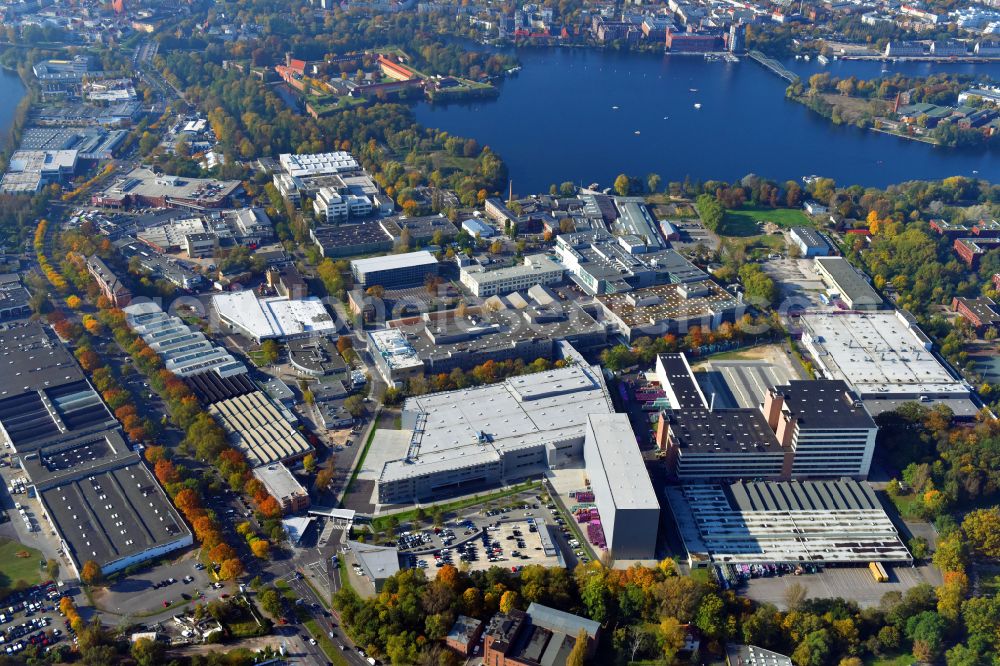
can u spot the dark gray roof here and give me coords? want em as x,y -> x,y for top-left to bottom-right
790,226 -> 830,251
665,408 -> 781,453
726,479 -> 881,512
774,380 -> 876,430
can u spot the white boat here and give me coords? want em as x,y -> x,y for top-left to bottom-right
612,105 -> 619,110
817,54 -> 829,65
693,103 -> 702,109
634,130 -> 641,135
804,54 -> 811,61
689,87 -> 698,92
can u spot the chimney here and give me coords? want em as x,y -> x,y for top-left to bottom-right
775,413 -> 797,449
655,412 -> 670,451
762,388 -> 783,431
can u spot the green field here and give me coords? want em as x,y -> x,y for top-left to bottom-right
0,538 -> 43,589
867,653 -> 917,666
721,206 -> 812,237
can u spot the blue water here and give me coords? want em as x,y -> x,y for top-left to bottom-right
414,47 -> 1000,193
0,67 -> 25,150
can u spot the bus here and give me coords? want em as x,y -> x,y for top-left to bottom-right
869,561 -> 889,583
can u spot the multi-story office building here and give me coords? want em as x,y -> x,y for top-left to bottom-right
459,254 -> 564,297
351,251 -> 439,289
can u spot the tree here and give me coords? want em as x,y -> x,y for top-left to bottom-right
251,539 -> 271,560
260,339 -> 280,365
80,560 -> 102,586
614,173 -> 631,196
500,590 -> 519,614
46,559 -> 60,581
565,628 -> 589,666
65,295 -> 82,310
303,453 -> 316,473
218,558 -> 244,581
906,611 -> 947,662
783,581 -> 808,610
659,617 -> 686,664
647,173 -> 662,194
344,394 -> 366,418
793,629 -> 831,666
962,507 -> 1000,560
131,637 -> 165,666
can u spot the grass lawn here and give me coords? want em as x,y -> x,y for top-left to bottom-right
430,152 -> 478,174
0,538 -> 43,588
721,206 -> 812,237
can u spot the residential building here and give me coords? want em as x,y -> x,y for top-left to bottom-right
85,255 -> 131,307
483,604 -> 600,666
884,41 -> 928,57
460,254 -> 565,297
446,616 -> 484,656
954,237 -> 1000,268
952,296 -> 1000,332
351,251 -> 439,289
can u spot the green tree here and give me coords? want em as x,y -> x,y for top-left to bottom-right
614,173 -> 631,196
566,628 -> 589,666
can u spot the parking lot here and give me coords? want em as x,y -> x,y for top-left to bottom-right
95,558 -> 222,617
741,562 -> 942,609
760,256 -> 833,312
0,581 -> 71,658
408,518 -> 566,574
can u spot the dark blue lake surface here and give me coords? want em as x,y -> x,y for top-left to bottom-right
0,68 -> 25,150
414,47 -> 1000,194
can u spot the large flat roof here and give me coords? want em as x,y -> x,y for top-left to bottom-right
380,364 -> 614,483
814,256 -> 882,307
207,391 -> 312,466
800,312 -> 969,397
665,480 -> 912,565
351,250 -> 438,275
585,414 -> 658,511
213,292 -> 335,340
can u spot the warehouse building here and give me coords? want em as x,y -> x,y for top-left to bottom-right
789,227 -> 830,257
212,291 -> 336,342
799,312 -> 977,416
94,168 -> 243,210
351,251 -> 439,289
347,541 -> 401,593
375,361 -> 615,504
813,257 -> 882,310
665,479 -> 912,567
207,391 -> 312,466
124,301 -> 246,378
0,274 -> 31,321
583,414 -> 659,560
460,254 -> 565,297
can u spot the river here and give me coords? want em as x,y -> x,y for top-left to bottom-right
0,67 -> 25,151
414,47 -> 1000,193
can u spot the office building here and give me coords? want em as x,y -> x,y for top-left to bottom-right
183,232 -> 216,258
93,168 -> 243,210
375,361 -> 614,504
788,227 -> 830,257
351,251 -> 439,289
313,186 -> 373,223
665,479 -> 912,567
483,603 -> 599,666
252,463 -> 310,513
279,151 -> 360,178
347,541 -> 401,592
287,336 -> 348,377
813,256 -> 882,310
583,415 -> 659,560
460,254 -> 565,297
728,22 -> 747,53
799,312 -> 977,416
85,255 -> 131,307
212,291 -> 336,342
124,301 -> 246,378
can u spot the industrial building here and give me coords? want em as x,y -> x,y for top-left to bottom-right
252,463 -> 310,513
0,322 -> 192,578
0,149 -> 78,194
123,301 -> 247,378
375,361 -> 615,504
207,391 -> 312,466
813,256 -> 882,310
287,336 -> 348,377
665,479 -> 912,567
459,254 -> 566,297
0,274 -> 31,321
788,227 -> 830,257
554,230 -> 706,295
93,168 -> 243,210
279,151 -> 359,178
20,127 -> 127,160
115,239 -> 203,290
212,291 -> 336,342
596,280 -> 742,342
347,541 -> 401,592
369,292 -> 607,384
654,354 -> 878,480
483,603 -> 600,666
583,415 -> 659,560
799,312 -> 977,416
351,251 -> 439,289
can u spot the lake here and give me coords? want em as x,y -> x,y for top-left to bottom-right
414,47 -> 1000,194
0,67 -> 25,150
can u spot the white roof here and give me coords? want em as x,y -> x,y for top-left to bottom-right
213,291 -> 335,340
380,364 -> 614,483
369,328 -> 422,371
586,414 -> 659,510
351,251 -> 438,275
801,312 -> 968,396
